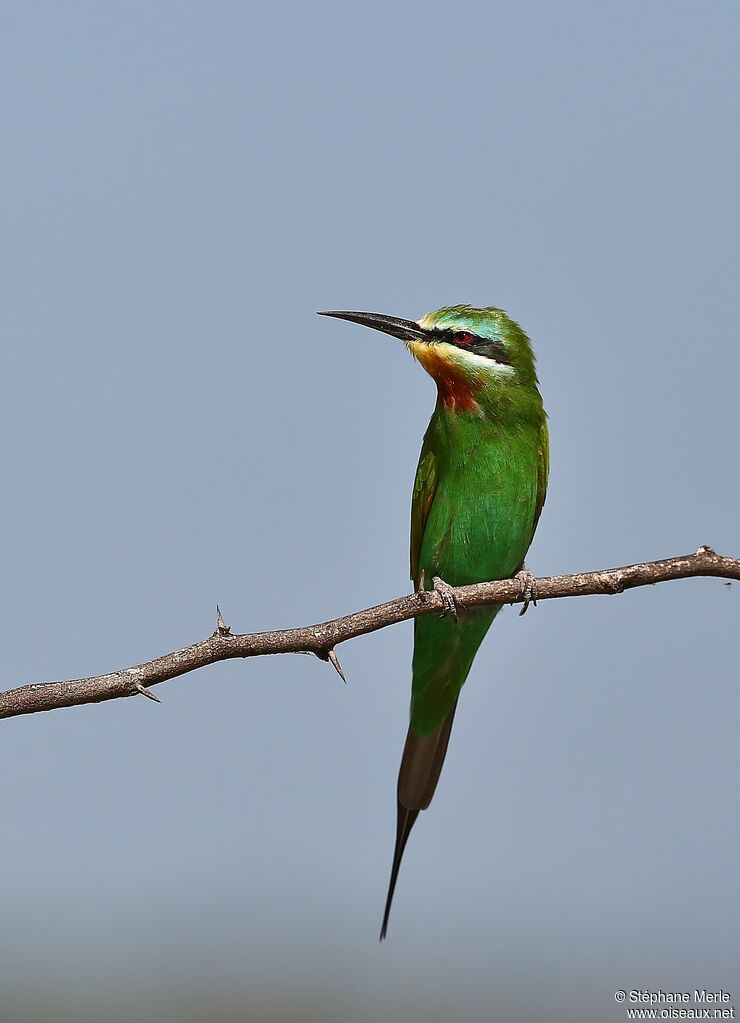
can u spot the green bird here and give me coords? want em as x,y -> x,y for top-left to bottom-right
318,305 -> 548,938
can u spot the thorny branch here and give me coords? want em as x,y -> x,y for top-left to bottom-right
1,546 -> 736,721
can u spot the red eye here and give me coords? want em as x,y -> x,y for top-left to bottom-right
454,332 -> 472,345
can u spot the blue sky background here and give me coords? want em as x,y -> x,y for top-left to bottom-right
1,2 -> 739,1021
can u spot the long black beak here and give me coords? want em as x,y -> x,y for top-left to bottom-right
317,310 -> 426,343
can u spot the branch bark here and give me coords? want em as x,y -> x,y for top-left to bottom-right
2,546 -> 736,721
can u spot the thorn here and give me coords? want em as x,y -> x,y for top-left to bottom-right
135,682 -> 161,704
416,569 -> 426,595
216,605 -> 231,636
696,544 -> 716,556
327,648 -> 347,684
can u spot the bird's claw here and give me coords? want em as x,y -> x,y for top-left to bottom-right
515,568 -> 538,616
432,576 -> 460,621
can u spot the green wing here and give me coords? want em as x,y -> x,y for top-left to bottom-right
529,418 -> 549,547
410,427 -> 438,589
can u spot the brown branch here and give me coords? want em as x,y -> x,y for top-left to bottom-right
1,546 -> 737,721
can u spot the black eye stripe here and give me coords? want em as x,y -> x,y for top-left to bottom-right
428,328 -> 513,366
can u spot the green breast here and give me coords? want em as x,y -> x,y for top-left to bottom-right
410,404 -> 546,735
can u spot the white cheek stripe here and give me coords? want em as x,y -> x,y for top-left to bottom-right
447,344 -> 516,377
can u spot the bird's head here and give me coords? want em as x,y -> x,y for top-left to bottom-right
318,305 -> 538,414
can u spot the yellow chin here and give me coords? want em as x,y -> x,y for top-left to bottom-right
406,339 -> 457,378
405,340 -> 485,413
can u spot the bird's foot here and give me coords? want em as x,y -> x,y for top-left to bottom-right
515,567 -> 538,617
432,576 -> 460,622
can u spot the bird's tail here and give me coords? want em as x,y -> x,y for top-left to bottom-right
379,701 -> 458,940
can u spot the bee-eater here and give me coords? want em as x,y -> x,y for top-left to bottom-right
318,306 -> 548,938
